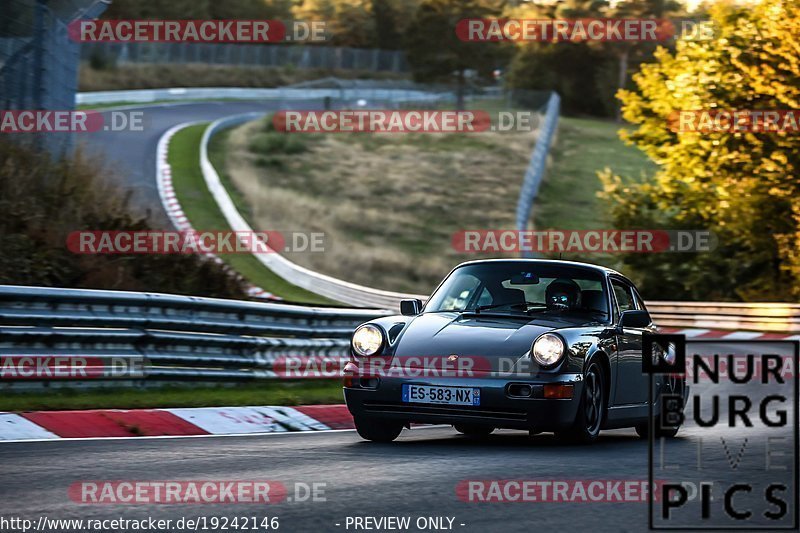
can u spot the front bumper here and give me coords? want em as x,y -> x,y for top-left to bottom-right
344,373 -> 584,431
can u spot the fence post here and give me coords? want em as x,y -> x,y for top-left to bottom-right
32,0 -> 48,110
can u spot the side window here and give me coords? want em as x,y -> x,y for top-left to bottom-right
475,287 -> 493,306
611,280 -> 636,315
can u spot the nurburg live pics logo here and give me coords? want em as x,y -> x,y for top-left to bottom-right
643,334 -> 799,530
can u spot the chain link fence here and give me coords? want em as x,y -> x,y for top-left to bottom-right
0,0 -> 108,155
82,41 -> 409,73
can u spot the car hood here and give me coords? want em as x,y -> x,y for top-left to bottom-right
391,312 -> 558,372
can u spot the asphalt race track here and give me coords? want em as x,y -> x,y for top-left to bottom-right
82,100 -> 322,225
0,427 -> 680,533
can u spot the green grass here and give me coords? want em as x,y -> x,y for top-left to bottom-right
168,123 -> 338,305
534,117 -> 655,231
0,381 -> 344,411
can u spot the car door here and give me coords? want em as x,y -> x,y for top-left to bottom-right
611,278 -> 650,405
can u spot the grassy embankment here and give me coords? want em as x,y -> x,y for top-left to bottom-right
215,113 -> 655,293
167,123 -> 337,305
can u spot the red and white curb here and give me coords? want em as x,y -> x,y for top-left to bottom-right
155,123 -> 277,301
661,327 -> 799,341
0,404 -> 354,442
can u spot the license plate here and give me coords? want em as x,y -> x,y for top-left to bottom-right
402,384 -> 480,406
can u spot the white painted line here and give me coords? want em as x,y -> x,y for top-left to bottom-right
0,425 -> 450,444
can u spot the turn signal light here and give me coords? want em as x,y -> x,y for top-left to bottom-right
343,362 -> 359,387
543,384 -> 574,399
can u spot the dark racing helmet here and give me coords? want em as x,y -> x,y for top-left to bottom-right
545,278 -> 581,310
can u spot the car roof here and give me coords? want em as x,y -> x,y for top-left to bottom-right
452,258 -> 626,279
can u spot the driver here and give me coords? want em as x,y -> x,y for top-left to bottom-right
545,278 -> 581,310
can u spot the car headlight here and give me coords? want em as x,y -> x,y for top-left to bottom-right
352,324 -> 384,357
532,333 -> 565,367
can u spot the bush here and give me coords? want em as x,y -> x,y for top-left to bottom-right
249,132 -> 308,155
0,139 -> 247,298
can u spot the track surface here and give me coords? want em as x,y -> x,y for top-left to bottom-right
83,100 -> 321,225
0,405 -> 795,533
0,427 -> 663,532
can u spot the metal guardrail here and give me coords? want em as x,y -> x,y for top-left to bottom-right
0,286 -> 388,387
76,86 -> 457,106
1,286 -> 798,388
647,301 -> 800,333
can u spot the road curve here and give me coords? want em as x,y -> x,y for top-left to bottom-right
83,100 -> 323,225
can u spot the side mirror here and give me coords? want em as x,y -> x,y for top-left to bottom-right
618,309 -> 651,329
400,298 -> 422,316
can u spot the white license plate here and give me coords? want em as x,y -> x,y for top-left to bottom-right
402,384 -> 480,406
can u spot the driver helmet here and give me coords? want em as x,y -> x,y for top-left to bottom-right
545,278 -> 581,310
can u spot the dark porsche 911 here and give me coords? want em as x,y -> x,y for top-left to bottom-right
343,259 -> 686,443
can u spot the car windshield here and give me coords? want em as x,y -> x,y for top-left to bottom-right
425,262 -> 609,320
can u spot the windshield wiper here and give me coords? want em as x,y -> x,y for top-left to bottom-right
470,301 -> 545,314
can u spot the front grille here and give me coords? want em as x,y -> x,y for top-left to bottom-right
362,401 -> 528,422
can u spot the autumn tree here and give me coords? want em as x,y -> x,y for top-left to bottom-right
103,0 -> 294,20
600,0 -> 800,301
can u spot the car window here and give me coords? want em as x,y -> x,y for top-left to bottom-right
424,262 -> 610,321
501,277 -> 604,305
476,286 -> 493,306
433,274 -> 481,311
611,280 -> 636,314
